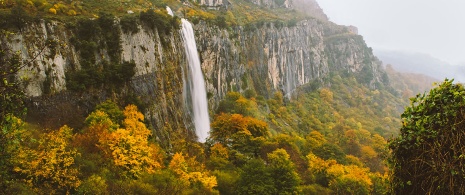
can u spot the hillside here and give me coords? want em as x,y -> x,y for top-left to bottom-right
0,0 -> 421,194
384,64 -> 438,99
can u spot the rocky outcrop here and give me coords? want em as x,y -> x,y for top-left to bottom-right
196,19 -> 384,101
198,0 -> 228,8
196,20 -> 329,101
2,21 -> 75,97
247,0 -> 292,9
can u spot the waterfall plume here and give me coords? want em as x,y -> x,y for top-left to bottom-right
180,19 -> 210,142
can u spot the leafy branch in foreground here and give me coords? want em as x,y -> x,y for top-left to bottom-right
389,79 -> 465,194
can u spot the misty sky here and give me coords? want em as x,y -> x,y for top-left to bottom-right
317,0 -> 465,65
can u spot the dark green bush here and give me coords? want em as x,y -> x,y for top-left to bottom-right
66,61 -> 135,92
389,79 -> 465,194
67,13 -> 129,92
120,15 -> 140,34
97,13 -> 121,61
139,9 -> 179,34
214,16 -> 227,29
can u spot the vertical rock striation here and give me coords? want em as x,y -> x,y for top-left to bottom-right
3,15 -> 385,140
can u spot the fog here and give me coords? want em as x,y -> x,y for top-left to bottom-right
317,0 -> 465,66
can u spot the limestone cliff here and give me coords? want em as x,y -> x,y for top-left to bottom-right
196,20 -> 384,102
2,13 -> 385,142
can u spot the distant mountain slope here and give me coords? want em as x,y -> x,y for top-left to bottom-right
374,50 -> 465,82
384,64 -> 438,98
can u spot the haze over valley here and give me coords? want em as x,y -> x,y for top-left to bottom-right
318,0 -> 465,83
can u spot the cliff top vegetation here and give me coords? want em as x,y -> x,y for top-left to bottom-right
0,0 -> 328,28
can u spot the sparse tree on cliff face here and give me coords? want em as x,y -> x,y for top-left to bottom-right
389,79 -> 465,194
0,31 -> 50,123
0,50 -> 25,122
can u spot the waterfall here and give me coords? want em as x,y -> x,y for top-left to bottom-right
166,6 -> 174,16
180,19 -> 210,142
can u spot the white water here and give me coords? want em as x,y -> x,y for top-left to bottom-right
166,6 -> 174,16
180,19 -> 210,142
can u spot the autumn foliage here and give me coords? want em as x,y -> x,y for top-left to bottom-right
0,72 -> 400,194
12,124 -> 80,194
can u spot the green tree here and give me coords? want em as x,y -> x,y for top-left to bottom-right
0,115 -> 31,192
267,149 -> 301,194
389,79 -> 465,194
217,91 -> 258,117
0,50 -> 25,123
236,159 -> 276,195
214,170 -> 239,195
312,143 -> 347,164
210,113 -> 269,158
94,100 -> 125,126
76,175 -> 109,195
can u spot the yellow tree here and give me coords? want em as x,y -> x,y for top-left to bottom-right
306,131 -> 327,152
307,152 -> 373,194
210,113 -> 248,146
320,88 -> 334,103
169,152 -> 217,192
103,105 -> 163,178
327,165 -> 373,194
13,126 -> 81,194
307,152 -> 336,186
210,143 -> 229,159
208,143 -> 232,170
74,110 -> 114,154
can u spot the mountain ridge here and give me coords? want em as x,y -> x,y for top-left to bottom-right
375,49 -> 465,82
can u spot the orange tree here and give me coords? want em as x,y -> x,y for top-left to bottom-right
389,79 -> 465,194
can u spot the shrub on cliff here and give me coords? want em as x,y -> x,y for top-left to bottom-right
139,9 -> 179,34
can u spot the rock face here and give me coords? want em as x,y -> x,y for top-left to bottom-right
2,21 -> 74,97
196,20 -> 383,101
196,20 -> 329,101
198,0 -> 227,8
2,15 -> 384,141
247,0 -> 292,9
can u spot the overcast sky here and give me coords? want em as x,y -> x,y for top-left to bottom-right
317,0 -> 465,65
